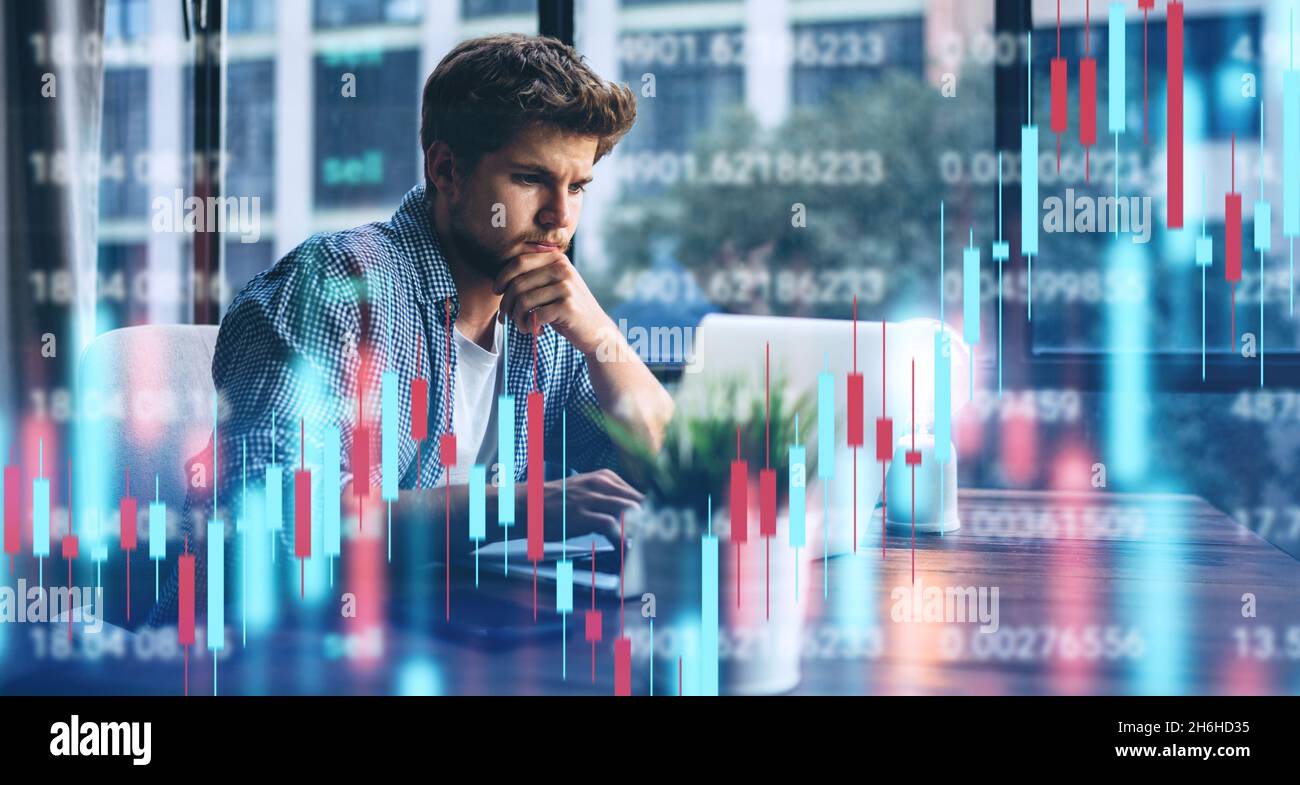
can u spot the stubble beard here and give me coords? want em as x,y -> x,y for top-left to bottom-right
447,199 -> 513,281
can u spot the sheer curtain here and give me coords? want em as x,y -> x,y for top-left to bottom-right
1,0 -> 105,425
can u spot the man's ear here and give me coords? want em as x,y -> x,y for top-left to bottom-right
425,140 -> 461,200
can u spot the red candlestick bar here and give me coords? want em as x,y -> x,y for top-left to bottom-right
731,427 -> 747,609
758,471 -> 776,540
847,297 -> 863,553
1080,57 -> 1097,181
526,391 -> 543,563
439,433 -> 457,468
352,426 -> 370,498
878,320 -> 890,557
1167,1 -> 1185,228
443,299 -> 456,619
354,369 -> 370,534
615,514 -> 631,696
412,332 -> 428,485
295,419 -> 311,598
585,540 -> 601,682
905,359 -> 922,585
1051,0 -> 1067,169
614,639 -> 631,695
846,373 -> 864,445
1051,58 -> 1068,167
730,442 -> 748,609
63,458 -> 74,641
179,539 -> 195,696
119,467 -> 137,551
1080,0 -> 1096,183
760,345 -> 777,539
1226,198 -> 1243,283
526,314 -> 544,618
847,297 -> 863,443
354,351 -> 371,531
352,431 -> 368,534
1226,134 -> 1242,284
178,550 -> 195,645
760,342 -> 776,618
120,466 -> 137,621
760,342 -> 777,538
62,531 -> 78,642
730,428 -> 748,544
4,458 -> 20,565
846,309 -> 864,449
1141,0 -> 1154,145
1227,134 -> 1242,348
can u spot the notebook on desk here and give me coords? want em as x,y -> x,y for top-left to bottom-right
438,532 -> 644,598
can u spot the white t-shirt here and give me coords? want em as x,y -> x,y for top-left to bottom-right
446,320 -> 503,485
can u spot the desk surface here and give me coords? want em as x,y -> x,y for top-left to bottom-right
4,489 -> 1299,695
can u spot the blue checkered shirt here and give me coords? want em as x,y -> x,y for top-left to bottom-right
147,185 -> 619,626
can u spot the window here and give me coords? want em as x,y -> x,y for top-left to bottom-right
576,0 -> 980,354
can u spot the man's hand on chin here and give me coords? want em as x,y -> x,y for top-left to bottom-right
493,250 -> 615,353
493,247 -> 674,459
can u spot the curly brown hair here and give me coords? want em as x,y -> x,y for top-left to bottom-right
419,33 -> 637,191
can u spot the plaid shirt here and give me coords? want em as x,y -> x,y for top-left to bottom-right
147,185 -> 619,626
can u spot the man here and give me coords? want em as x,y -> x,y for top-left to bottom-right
148,34 -> 672,625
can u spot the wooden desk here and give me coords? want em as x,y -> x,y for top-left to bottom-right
785,488 -> 1300,695
3,489 -> 1298,695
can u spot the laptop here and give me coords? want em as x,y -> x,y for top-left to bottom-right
456,313 -> 972,593
677,313 -> 972,557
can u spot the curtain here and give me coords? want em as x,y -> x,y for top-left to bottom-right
1,0 -> 105,427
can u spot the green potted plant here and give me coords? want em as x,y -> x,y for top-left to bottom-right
606,370 -> 817,695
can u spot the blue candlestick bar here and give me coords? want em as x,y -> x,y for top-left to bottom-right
208,518 -> 224,694
789,413 -> 806,603
323,425 -> 342,576
1197,173 -> 1213,381
936,205 -> 952,537
993,153 -> 1009,399
209,394 -> 224,695
34,441 -> 49,557
381,370 -> 398,562
1110,2 -> 1126,238
499,331 -> 515,575
816,355 -> 833,598
266,411 -> 282,563
556,411 -> 573,680
701,494 -> 718,697
470,464 -> 486,586
935,330 -> 952,537
963,227 -> 981,401
34,441 -> 49,587
1023,32 -> 1039,321
1256,100 -> 1271,388
149,475 -> 164,600
1285,10 -> 1298,315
